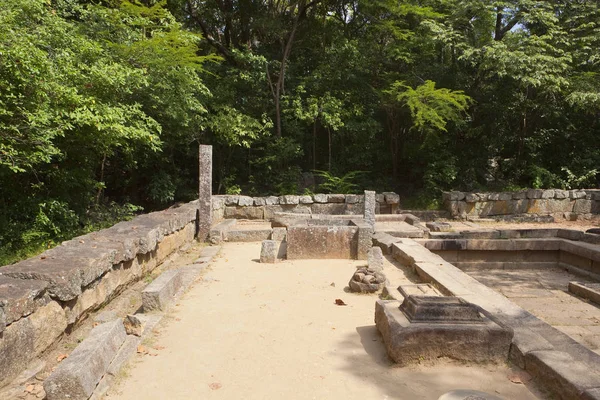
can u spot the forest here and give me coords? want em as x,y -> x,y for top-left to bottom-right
0,0 -> 599,263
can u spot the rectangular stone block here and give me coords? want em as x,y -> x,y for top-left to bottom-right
0,277 -> 48,326
226,229 -> 272,242
525,351 -> 600,400
287,225 -> 358,259
142,270 -> 183,312
44,320 -> 126,400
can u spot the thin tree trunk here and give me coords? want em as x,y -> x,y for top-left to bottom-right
96,153 -> 107,205
312,119 -> 317,170
328,127 -> 331,172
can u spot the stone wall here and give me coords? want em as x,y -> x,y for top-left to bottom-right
443,189 -> 600,219
212,192 -> 401,221
0,201 -> 199,388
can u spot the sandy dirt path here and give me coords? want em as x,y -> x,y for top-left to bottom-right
108,242 -> 543,400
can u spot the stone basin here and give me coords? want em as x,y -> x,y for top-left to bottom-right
286,218 -> 373,260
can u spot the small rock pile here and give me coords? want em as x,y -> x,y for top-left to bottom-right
349,267 -> 386,293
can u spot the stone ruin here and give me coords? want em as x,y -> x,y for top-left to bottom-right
1,143 -> 599,400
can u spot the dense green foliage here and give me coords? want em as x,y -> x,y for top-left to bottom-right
1,0 -> 599,262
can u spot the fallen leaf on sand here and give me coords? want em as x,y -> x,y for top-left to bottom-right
330,282 -> 336,287
137,345 -> 147,354
175,318 -> 181,321
334,299 -> 347,306
209,382 -> 222,390
153,345 -> 165,350
56,354 -> 68,362
25,385 -> 35,393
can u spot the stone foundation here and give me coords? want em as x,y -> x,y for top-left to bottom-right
443,189 -> 600,219
212,193 -> 401,222
0,201 -> 199,388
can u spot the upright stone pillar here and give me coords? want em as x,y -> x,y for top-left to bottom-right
198,145 -> 213,241
364,190 -> 376,227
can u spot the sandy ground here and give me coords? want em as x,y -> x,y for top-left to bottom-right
107,242 -> 544,400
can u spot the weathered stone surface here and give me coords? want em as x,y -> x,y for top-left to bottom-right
253,197 -> 266,206
227,229 -> 272,242
569,282 -> 600,306
142,270 -> 182,312
367,247 -> 384,271
376,193 -> 385,203
348,267 -> 386,293
260,240 -> 278,263
529,199 -> 573,214
265,196 -> 279,205
123,315 -> 143,336
29,301 -> 68,354
312,193 -> 328,203
237,196 -> 254,207
465,193 -> 479,203
527,189 -> 544,199
383,192 -> 400,204
0,316 -> 35,387
375,300 -> 512,366
425,222 -> 452,232
345,194 -> 359,204
94,310 -> 118,324
448,191 -> 466,201
327,194 -> 346,203
364,190 -> 376,227
570,190 -> 587,199
398,284 -> 441,298
224,206 -> 264,220
44,320 -> 127,400
299,195 -> 313,204
1,245 -> 117,301
287,224 -> 359,260
279,195 -> 300,205
524,351 -> 600,400
271,227 -> 287,241
209,219 -> 237,244
372,232 -> 401,254
400,296 -> 482,323
512,191 -> 527,200
574,199 -> 593,214
554,189 -> 568,199
540,189 -> 555,199
0,276 -> 48,326
311,203 -> 346,215
355,221 -> 374,260
198,145 -> 212,241
224,195 -> 239,206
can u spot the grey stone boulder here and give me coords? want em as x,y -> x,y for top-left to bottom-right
327,194 -> 346,203
313,193 -> 328,203
279,195 -> 300,205
265,196 -> 279,205
383,192 -> 400,204
260,240 -> 278,263
299,195 -> 313,204
238,196 -> 254,207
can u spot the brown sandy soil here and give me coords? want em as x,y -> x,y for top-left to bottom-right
107,242 -> 544,400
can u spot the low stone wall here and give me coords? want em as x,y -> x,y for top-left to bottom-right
212,192 -> 400,221
0,201 -> 199,388
443,189 -> 600,219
